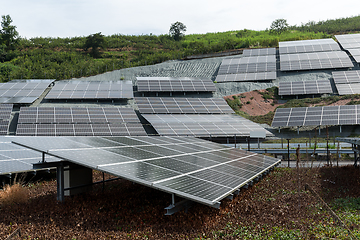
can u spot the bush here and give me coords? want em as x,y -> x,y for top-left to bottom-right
0,183 -> 29,205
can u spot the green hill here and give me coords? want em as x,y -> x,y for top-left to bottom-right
1,15 -> 360,82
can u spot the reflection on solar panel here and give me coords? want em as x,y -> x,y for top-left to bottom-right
347,49 -> 360,63
279,39 -> 340,54
0,137 -> 60,175
0,104 -> 13,135
12,136 -> 280,208
143,114 -> 271,137
272,105 -> 360,127
0,80 -> 53,103
335,33 -> 360,50
332,70 -> 360,84
136,77 -> 216,92
242,48 -> 276,57
45,81 -> 133,99
135,97 -> 234,114
278,80 -> 333,96
280,51 -> 353,71
16,107 -> 146,136
215,72 -> 277,82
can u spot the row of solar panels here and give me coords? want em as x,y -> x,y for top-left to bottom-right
0,96 -> 270,137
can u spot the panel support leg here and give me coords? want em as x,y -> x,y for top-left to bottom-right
56,164 -> 64,202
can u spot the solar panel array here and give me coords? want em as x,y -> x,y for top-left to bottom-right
136,77 -> 216,92
335,33 -> 360,50
272,105 -> 360,127
45,81 -> 133,99
242,48 -> 276,57
16,107 -> 146,136
279,38 -> 340,54
332,70 -> 360,95
280,51 -> 353,71
278,80 -> 333,96
135,97 -> 234,114
0,137 -> 60,175
0,80 -> 53,103
216,52 -> 277,82
12,136 -> 280,208
0,104 -> 13,135
143,114 -> 271,137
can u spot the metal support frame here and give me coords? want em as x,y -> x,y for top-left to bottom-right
165,194 -> 194,215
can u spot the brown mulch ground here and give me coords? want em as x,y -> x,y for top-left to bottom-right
1,165 -> 359,239
224,90 -> 281,116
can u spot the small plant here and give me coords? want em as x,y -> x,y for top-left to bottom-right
250,97 -> 254,100
120,76 -> 125,80
246,101 -> 250,104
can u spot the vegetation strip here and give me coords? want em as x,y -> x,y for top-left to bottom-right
305,183 -> 358,240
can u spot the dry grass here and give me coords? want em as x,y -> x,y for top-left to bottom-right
0,174 -> 30,206
0,183 -> 29,205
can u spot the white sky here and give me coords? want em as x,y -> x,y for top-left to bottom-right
2,0 -> 360,38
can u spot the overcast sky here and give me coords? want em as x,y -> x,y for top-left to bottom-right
2,0 -> 360,38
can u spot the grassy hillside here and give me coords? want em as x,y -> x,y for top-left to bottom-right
2,15 -> 360,82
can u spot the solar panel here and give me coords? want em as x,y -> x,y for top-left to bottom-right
12,136 -> 280,208
135,97 -> 234,114
16,107 -> 146,136
0,136 -> 60,175
335,34 -> 360,50
280,51 -> 353,71
0,104 -> 13,135
272,105 -> 360,127
45,81 -> 133,99
215,71 -> 277,82
335,83 -> 360,95
242,48 -> 276,57
332,70 -> 360,84
278,80 -> 333,96
221,55 -> 276,65
136,77 -> 216,93
279,39 -> 340,54
0,80 -> 53,104
218,62 -> 276,75
142,114 -> 272,137
347,49 -> 360,63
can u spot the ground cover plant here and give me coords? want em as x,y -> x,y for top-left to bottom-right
0,165 -> 359,239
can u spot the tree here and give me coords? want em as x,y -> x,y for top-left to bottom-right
83,32 -> 105,58
270,19 -> 289,35
169,22 -> 187,41
0,15 -> 19,51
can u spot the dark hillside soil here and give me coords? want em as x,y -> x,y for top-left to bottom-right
1,166 -> 359,239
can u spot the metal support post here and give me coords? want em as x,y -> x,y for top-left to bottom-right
247,138 -> 250,151
287,139 -> 290,168
234,135 -> 236,149
42,152 -> 45,163
56,164 -> 65,202
258,138 -> 260,149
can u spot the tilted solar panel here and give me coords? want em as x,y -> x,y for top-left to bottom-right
12,136 -> 280,208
